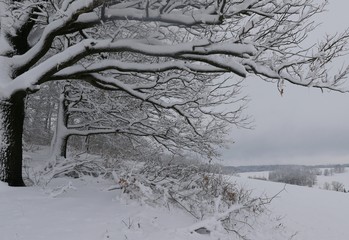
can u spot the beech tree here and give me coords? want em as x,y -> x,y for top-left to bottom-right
0,0 -> 348,186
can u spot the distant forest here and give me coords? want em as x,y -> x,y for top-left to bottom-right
222,163 -> 349,174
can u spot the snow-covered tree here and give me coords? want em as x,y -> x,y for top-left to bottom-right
25,81 -> 186,163
0,0 -> 349,186
331,181 -> 345,192
268,166 -> 317,187
333,165 -> 345,174
49,79 -> 230,159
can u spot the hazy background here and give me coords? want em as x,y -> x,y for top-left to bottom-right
222,1 -> 349,166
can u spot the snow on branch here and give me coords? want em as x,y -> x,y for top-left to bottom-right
73,73 -> 203,134
2,0 -> 347,97
51,60 -> 227,80
69,7 -> 222,29
9,38 -> 255,96
48,76 -> 235,158
243,31 -> 349,94
13,0 -> 104,72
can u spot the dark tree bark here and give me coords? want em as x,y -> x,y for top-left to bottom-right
0,93 -> 26,186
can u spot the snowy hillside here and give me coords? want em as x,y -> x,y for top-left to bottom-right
316,169 -> 349,190
0,177 -> 198,240
235,177 -> 349,240
1,162 -> 349,240
0,176 -> 287,240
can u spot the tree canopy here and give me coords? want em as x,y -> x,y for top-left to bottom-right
0,0 -> 348,186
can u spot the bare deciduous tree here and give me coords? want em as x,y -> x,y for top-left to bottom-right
331,181 -> 345,192
49,78 -> 234,160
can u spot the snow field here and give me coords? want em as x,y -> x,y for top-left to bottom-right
0,177 -> 199,240
235,169 -> 349,240
0,172 -> 290,240
2,160 -> 349,240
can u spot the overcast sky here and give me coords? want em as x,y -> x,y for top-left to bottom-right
222,1 -> 349,166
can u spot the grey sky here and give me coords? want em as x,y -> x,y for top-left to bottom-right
222,1 -> 349,166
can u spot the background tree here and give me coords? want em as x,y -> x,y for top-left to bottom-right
24,81 -> 169,165
0,0 -> 349,186
333,165 -> 345,174
331,181 -> 345,192
268,166 -> 317,187
48,77 -> 236,160
24,82 -> 59,147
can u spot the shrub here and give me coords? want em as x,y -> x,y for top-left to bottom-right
322,181 -> 346,192
323,182 -> 331,190
331,181 -> 346,192
114,159 -> 272,238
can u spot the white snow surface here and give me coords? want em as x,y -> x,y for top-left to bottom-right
236,176 -> 349,240
316,169 -> 349,190
0,177 -> 198,240
1,156 -> 349,240
237,168 -> 349,239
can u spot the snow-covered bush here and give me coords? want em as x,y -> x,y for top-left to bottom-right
113,159 -> 272,238
24,156 -> 109,186
268,167 -> 317,187
323,182 -> 331,190
26,153 -> 278,238
331,181 -> 346,192
322,181 -> 346,192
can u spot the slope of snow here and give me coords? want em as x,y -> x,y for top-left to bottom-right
316,169 -> 349,189
0,170 -> 292,240
234,176 -> 349,240
2,153 -> 349,240
0,177 -> 199,240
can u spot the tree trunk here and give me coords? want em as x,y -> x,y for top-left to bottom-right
50,131 -> 69,159
50,94 -> 69,159
0,93 -> 26,186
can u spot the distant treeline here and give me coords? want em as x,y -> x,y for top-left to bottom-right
222,163 -> 349,174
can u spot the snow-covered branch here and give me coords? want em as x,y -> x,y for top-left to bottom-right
13,0 -> 104,72
8,38 -> 256,96
52,60 -> 227,80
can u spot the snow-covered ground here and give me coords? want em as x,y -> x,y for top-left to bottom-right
236,168 -> 349,239
0,174 -> 294,240
0,177 -> 199,240
235,176 -> 349,240
316,169 -> 349,190
1,157 -> 349,240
